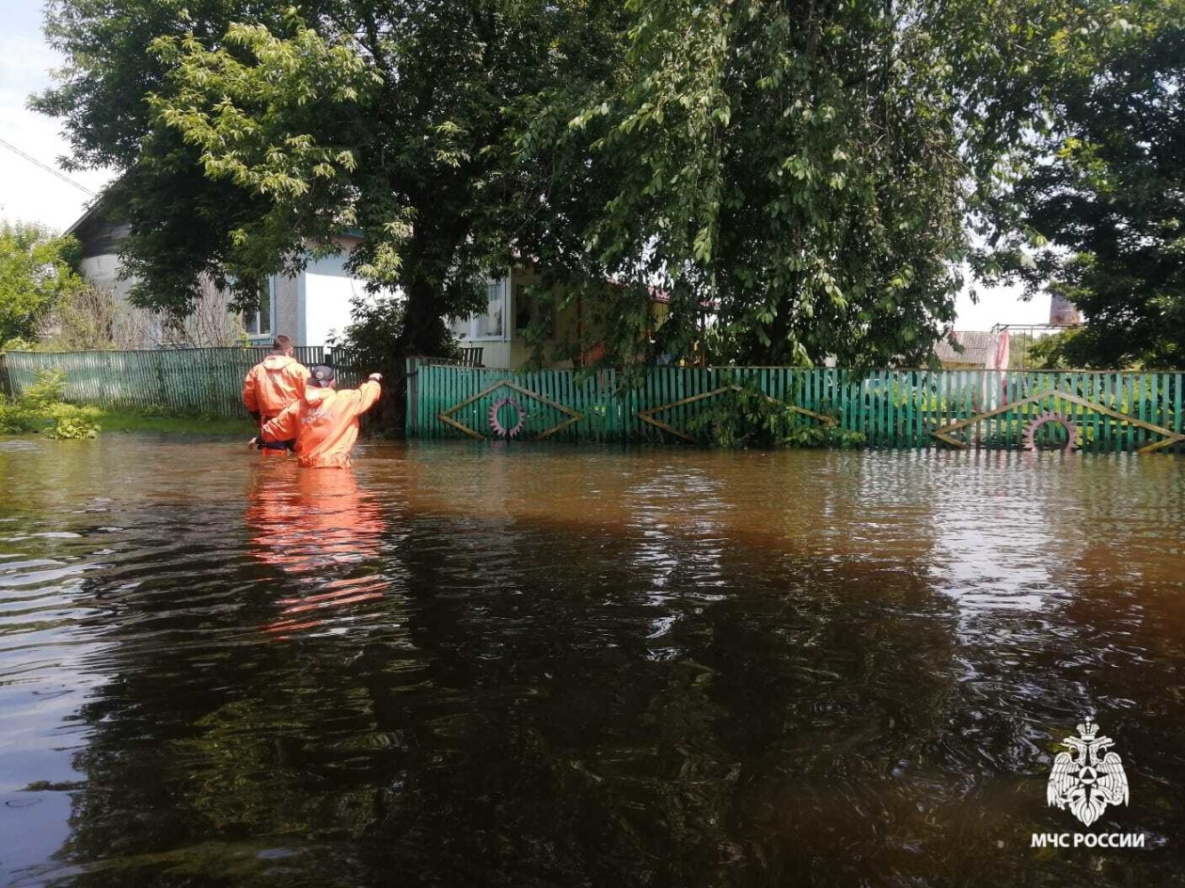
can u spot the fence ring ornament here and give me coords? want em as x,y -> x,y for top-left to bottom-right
489,396 -> 527,438
1023,412 -> 1078,453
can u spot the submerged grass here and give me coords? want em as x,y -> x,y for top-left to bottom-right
1,371 -> 254,439
95,409 -> 254,436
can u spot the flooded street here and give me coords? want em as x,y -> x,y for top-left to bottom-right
1,436 -> 1183,886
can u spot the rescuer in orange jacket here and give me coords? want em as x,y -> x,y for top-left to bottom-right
251,365 -> 382,468
243,335 -> 311,456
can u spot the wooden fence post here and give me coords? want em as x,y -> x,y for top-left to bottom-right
406,356 -> 418,438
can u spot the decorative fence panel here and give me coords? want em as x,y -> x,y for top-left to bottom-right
1,347 -> 327,415
408,361 -> 622,444
408,362 -> 1185,454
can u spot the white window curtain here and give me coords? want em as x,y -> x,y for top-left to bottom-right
455,275 -> 510,341
477,278 -> 506,339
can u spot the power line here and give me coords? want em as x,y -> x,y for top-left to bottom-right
0,136 -> 96,196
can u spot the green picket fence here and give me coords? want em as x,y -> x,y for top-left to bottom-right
0,346 -> 365,416
3,349 -> 1180,452
407,361 -> 1185,453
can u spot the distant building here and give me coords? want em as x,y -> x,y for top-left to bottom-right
1049,293 -> 1082,327
934,331 -> 995,369
449,271 -> 670,370
67,194 -> 376,350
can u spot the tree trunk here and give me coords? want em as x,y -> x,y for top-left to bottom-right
400,274 -> 448,358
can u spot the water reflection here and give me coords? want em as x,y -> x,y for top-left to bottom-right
246,466 -> 388,636
0,439 -> 1182,886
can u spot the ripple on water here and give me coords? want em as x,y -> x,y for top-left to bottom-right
0,440 -> 1182,886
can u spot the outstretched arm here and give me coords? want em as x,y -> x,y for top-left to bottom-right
260,400 -> 301,442
354,375 -> 382,416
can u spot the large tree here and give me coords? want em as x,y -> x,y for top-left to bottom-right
557,0 -> 1090,367
38,0 -> 1154,371
36,0 -> 625,360
34,1 -> 302,323
978,1 -> 1185,369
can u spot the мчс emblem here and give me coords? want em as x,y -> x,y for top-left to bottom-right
1047,720 -> 1129,827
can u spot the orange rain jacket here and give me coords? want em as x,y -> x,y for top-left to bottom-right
259,379 -> 382,468
243,355 -> 312,422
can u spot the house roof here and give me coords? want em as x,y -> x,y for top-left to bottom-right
65,190 -> 113,238
65,183 -> 366,242
934,330 -> 994,367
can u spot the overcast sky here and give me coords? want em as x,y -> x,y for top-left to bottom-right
0,0 -> 1051,330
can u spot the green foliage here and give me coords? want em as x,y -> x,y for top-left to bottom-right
45,411 -> 101,440
36,0 -> 1172,372
328,294 -> 410,378
0,223 -> 89,344
327,293 -> 433,428
34,1 -> 298,320
36,0 -> 623,358
0,371 -> 99,439
1018,329 -> 1084,370
1,337 -> 38,353
683,382 -> 862,449
20,369 -> 68,409
978,1 -> 1185,369
561,0 -> 1082,368
781,425 -> 868,451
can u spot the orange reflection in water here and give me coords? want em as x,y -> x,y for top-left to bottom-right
245,465 -> 386,637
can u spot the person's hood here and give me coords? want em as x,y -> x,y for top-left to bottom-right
304,386 -> 335,405
262,354 -> 294,371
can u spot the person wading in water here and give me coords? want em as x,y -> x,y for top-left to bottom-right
250,365 -> 382,468
243,335 -> 311,455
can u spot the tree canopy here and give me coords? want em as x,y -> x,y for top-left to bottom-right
978,1 -> 1185,369
0,222 -> 88,346
34,0 -> 1182,367
36,0 -> 625,358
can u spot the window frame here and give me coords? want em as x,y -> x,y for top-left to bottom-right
454,274 -> 512,343
243,277 -> 276,342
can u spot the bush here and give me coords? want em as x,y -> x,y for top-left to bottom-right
781,424 -> 867,450
0,370 -> 99,439
683,380 -> 864,449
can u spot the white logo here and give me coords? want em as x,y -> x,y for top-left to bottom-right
1046,720 -> 1129,827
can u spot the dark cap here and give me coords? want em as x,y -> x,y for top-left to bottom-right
309,364 -> 336,387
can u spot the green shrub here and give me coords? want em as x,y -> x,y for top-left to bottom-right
682,381 -> 862,449
21,369 -> 67,408
0,370 -> 99,439
781,424 -> 867,449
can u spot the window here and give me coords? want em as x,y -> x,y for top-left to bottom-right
243,278 -> 274,338
476,278 -> 505,339
452,275 -> 511,341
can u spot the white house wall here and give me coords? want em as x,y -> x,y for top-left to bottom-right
79,254 -> 136,301
76,241 -> 389,350
299,254 -> 385,348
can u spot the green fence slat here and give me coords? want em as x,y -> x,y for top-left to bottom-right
1170,369 -> 1180,450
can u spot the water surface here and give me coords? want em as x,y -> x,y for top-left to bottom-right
1,437 -> 1183,886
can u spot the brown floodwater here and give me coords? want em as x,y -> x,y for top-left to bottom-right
0,436 -> 1183,887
